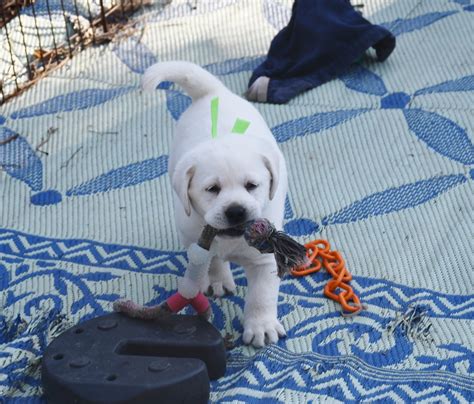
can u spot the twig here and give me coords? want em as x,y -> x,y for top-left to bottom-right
36,126 -> 58,154
0,0 -> 34,29
87,127 -> 118,135
224,333 -> 235,350
0,134 -> 19,145
60,146 -> 83,168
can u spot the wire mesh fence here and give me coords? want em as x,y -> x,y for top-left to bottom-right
0,0 -> 152,104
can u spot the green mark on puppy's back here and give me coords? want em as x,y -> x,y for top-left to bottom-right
231,118 -> 250,134
210,96 -> 250,138
211,97 -> 219,139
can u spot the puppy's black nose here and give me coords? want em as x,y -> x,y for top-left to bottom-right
225,205 -> 247,225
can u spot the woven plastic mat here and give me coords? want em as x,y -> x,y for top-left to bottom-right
0,0 -> 473,402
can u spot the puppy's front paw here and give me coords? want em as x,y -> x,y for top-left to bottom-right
210,280 -> 236,297
202,261 -> 236,297
243,316 -> 286,348
203,278 -> 236,297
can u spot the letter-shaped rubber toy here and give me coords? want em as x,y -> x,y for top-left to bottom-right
41,313 -> 226,403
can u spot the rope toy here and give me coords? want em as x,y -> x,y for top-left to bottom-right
291,239 -> 365,316
243,218 -> 310,277
114,225 -> 219,320
114,219 -> 364,319
114,219 -> 307,319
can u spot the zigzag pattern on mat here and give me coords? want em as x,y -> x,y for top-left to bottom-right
279,276 -> 474,320
211,346 -> 474,403
0,229 -> 187,274
1,228 -> 473,381
2,227 -> 473,321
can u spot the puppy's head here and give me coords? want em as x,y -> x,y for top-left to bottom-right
172,138 -> 279,232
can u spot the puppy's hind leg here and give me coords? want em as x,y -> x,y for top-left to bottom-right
205,256 -> 236,297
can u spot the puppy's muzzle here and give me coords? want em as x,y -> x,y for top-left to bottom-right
225,204 -> 247,226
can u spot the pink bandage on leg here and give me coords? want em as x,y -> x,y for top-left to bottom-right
166,292 -> 190,313
165,292 -> 209,315
190,292 -> 210,314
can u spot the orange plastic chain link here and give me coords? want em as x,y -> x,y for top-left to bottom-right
291,240 -> 364,316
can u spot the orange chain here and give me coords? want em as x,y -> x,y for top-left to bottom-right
291,239 -> 364,316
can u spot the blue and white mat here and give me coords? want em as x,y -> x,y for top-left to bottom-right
0,0 -> 473,402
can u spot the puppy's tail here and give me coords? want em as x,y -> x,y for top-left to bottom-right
141,61 -> 225,101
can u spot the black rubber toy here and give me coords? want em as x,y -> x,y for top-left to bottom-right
41,313 -> 226,404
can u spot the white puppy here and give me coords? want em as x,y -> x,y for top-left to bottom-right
142,61 -> 288,347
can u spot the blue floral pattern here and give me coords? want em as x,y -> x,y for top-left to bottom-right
0,0 -> 473,402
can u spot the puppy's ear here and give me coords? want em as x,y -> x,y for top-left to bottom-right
261,154 -> 279,200
172,159 -> 195,216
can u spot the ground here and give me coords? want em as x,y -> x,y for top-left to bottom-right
0,0 -> 473,402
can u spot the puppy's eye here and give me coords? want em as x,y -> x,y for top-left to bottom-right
206,185 -> 221,194
245,182 -> 258,191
